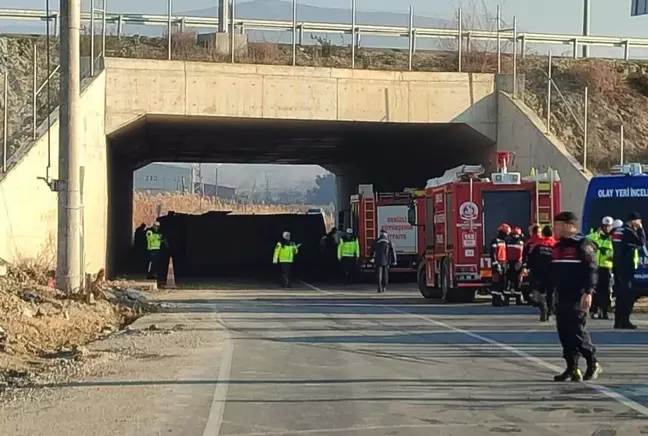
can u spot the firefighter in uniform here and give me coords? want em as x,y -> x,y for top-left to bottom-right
551,211 -> 601,382
522,224 -> 542,304
338,228 -> 360,283
490,223 -> 510,306
146,221 -> 162,280
273,231 -> 300,288
528,225 -> 556,321
612,212 -> 646,329
506,227 -> 525,305
587,217 -> 615,320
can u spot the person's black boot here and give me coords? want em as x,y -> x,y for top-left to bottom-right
554,367 -> 583,382
584,362 -> 603,381
622,316 -> 638,330
614,313 -> 622,329
601,309 -> 610,320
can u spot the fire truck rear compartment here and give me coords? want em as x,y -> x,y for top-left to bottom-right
481,190 -> 532,247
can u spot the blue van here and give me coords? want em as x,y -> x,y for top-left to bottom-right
581,164 -> 648,288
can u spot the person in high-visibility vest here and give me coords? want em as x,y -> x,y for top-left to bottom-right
612,213 -> 646,330
273,231 -> 300,288
338,228 -> 359,283
587,216 -> 614,320
145,221 -> 163,280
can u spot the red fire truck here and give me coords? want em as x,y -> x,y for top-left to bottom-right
408,152 -> 561,303
350,185 -> 426,273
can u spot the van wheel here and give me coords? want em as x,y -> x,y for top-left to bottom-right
417,263 -> 442,299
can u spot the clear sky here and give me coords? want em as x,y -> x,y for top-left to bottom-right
4,0 -> 648,38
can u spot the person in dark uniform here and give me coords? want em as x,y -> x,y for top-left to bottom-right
551,211 -> 601,382
528,225 -> 556,321
490,223 -> 510,306
370,229 -> 397,293
506,226 -> 525,305
612,212 -> 646,329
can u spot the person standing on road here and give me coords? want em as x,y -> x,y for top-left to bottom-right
338,228 -> 360,283
273,231 -> 301,288
145,221 -> 162,280
551,211 -> 601,382
587,216 -> 615,320
612,212 -> 646,329
370,229 -> 397,293
489,223 -> 510,306
528,225 -> 555,321
506,227 -> 525,305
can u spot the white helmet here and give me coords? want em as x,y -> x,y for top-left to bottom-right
346,228 -> 353,234
602,216 -> 614,226
282,231 -> 291,239
613,219 -> 624,229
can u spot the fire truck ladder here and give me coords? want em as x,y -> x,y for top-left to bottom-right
531,167 -> 556,228
364,196 -> 376,257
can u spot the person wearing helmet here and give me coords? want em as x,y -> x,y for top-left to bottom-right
505,226 -> 525,305
338,228 -> 360,283
489,223 -> 510,306
612,212 -> 646,329
273,231 -> 301,288
145,221 -> 163,280
587,216 -> 615,320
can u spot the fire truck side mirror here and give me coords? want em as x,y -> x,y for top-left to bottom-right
407,204 -> 416,226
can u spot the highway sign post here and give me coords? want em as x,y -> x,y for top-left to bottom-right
632,0 -> 648,16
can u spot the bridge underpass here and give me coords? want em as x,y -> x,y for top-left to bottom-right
107,114 -> 495,276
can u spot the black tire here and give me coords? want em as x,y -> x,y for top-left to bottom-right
417,263 -> 442,299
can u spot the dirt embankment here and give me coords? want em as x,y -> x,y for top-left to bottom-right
2,33 -> 648,174
522,57 -> 648,174
0,261 -> 156,389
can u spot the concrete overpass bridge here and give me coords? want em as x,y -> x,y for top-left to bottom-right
0,57 -> 589,277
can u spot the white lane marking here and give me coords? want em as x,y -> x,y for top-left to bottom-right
300,281 -> 648,418
299,280 -> 336,295
222,420 -> 639,436
202,314 -> 234,436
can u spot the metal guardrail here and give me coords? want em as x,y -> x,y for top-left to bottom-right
1,7 -> 648,60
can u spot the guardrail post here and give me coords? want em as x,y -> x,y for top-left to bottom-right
167,0 -> 172,60
408,5 -> 413,71
2,70 -> 7,172
117,15 -> 122,39
583,86 -> 588,171
620,124 -> 625,165
298,24 -> 303,46
521,34 -> 526,58
572,39 -> 578,58
457,8 -> 462,72
351,0 -> 356,69
33,44 -> 37,139
292,0 -> 297,66
546,50 -> 552,134
90,0 -> 95,77
624,40 -> 630,60
496,5 -> 501,74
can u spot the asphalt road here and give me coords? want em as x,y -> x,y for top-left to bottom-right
4,279 -> 648,435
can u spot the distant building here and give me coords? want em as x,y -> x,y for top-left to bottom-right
134,163 -> 235,198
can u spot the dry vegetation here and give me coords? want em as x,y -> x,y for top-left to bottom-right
133,192 -> 335,229
0,254 -> 155,387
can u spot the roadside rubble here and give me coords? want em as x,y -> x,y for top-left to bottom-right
0,262 -> 161,389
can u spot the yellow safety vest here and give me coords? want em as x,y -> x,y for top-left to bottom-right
634,248 -> 640,270
273,242 -> 298,264
338,238 -> 359,260
587,230 -> 613,269
146,230 -> 162,251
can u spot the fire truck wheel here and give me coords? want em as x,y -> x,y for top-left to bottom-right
417,264 -> 442,299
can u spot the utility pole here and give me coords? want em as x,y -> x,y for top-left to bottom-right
218,0 -> 229,33
582,0 -> 590,58
57,0 -> 82,293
